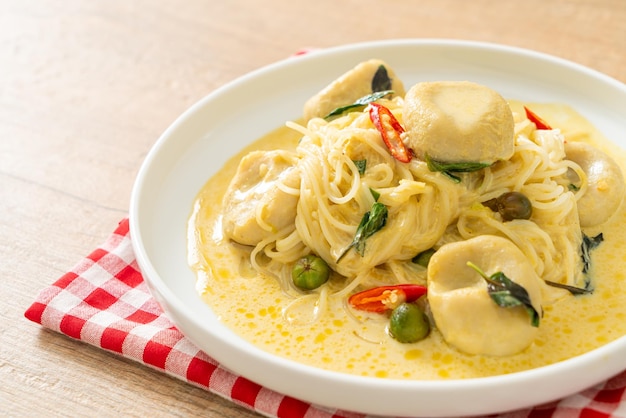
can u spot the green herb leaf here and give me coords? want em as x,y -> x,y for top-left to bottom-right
353,159 -> 367,175
572,232 -> 603,292
412,248 -> 436,268
324,90 -> 394,120
467,262 -> 541,327
369,188 -> 380,202
425,154 -> 492,183
581,232 -> 603,275
371,65 -> 392,92
336,202 -> 388,262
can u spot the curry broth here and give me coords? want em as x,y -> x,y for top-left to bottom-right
188,104 -> 626,380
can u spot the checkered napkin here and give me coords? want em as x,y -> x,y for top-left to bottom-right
24,218 -> 626,418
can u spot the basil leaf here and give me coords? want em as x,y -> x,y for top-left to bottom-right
412,248 -> 436,268
371,65 -> 392,92
324,90 -> 394,119
467,262 -> 541,327
567,232 -> 603,293
581,232 -> 603,275
369,188 -> 380,202
425,154 -> 492,183
336,202 -> 388,262
353,159 -> 367,175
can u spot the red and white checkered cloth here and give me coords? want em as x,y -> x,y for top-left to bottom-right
25,218 -> 626,418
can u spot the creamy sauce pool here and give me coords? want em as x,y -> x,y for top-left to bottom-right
188,103 -> 626,380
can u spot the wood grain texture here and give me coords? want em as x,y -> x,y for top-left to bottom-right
1,0 -> 624,416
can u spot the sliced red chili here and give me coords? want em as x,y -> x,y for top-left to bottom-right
524,106 -> 552,130
348,284 -> 427,313
368,102 -> 413,163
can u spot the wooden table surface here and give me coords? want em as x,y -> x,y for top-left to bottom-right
2,1 -> 624,416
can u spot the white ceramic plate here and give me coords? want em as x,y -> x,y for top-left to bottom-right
130,39 -> 626,417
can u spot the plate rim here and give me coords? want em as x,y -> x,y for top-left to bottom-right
129,38 -> 626,416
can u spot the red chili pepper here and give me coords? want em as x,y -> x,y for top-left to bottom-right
524,106 -> 552,130
348,284 -> 427,313
368,102 -> 413,163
